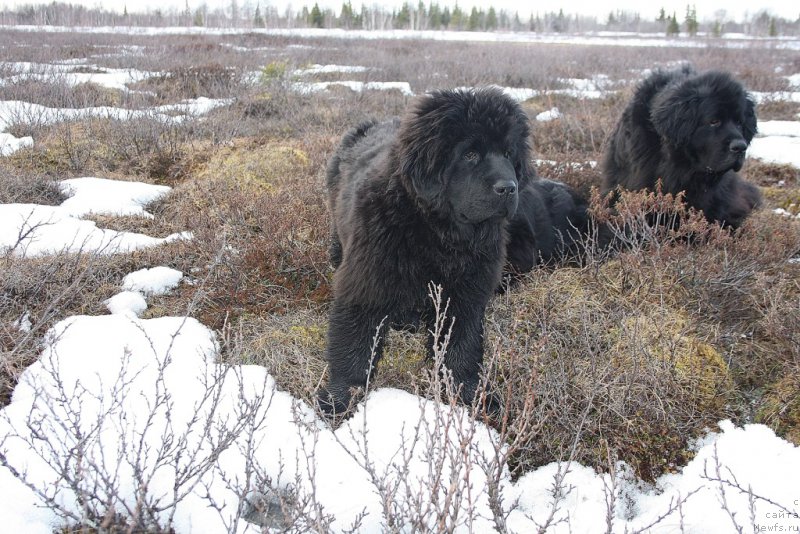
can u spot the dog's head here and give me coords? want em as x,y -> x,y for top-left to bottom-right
396,87 -> 533,224
650,70 -> 757,177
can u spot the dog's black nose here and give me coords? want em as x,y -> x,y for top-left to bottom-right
493,180 -> 517,196
729,139 -> 747,154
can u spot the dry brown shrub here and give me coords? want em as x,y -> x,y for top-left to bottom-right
134,64 -> 242,101
482,187 -> 800,480
525,92 -> 623,159
0,162 -> 65,205
755,99 -> 800,121
161,142 -> 331,328
745,160 -> 799,188
488,262 -> 733,481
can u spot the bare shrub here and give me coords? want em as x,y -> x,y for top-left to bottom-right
0,162 -> 64,205
134,64 -> 243,101
161,157 -> 331,328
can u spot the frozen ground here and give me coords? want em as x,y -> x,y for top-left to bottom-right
749,120 -> 800,168
0,98 -> 231,156
0,170 -> 798,534
6,25 -> 800,51
0,38 -> 799,531
0,177 -> 190,257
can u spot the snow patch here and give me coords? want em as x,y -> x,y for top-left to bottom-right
749,120 -> 800,168
0,312 -> 797,532
536,107 -> 562,121
59,177 -> 171,218
104,290 -> 148,316
0,177 -> 190,257
122,266 -> 183,296
291,80 -> 413,96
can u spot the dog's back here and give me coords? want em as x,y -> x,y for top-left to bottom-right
326,119 -> 400,268
602,65 -> 695,193
506,179 -> 590,274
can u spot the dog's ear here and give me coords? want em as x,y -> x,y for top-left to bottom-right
650,88 -> 699,149
397,94 -> 451,208
512,111 -> 535,188
398,128 -> 446,207
514,147 -> 535,189
742,95 -> 757,143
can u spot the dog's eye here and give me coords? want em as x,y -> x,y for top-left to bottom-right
709,119 -> 722,127
464,150 -> 479,162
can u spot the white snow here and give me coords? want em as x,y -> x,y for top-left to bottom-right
0,310 -> 797,533
751,91 -> 800,104
773,208 -> 800,220
122,266 -> 183,295
536,107 -> 562,121
104,290 -> 148,316
59,177 -> 171,218
0,98 -> 231,156
7,26 -> 800,51
13,312 -> 32,333
293,64 -> 370,76
291,80 -> 414,96
749,120 -> 800,168
0,131 -> 33,156
0,177 -> 190,257
0,61 -> 157,92
499,82 -> 612,103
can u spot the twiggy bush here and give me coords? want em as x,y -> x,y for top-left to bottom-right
163,154 -> 331,328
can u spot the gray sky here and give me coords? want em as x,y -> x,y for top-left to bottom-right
4,0 -> 798,22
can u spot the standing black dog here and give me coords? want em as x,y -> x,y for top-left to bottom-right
602,65 -> 761,228
320,87 -> 532,415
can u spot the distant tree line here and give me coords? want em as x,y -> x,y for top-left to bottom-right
0,1 -> 797,37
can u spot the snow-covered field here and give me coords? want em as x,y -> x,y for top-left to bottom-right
7,25 -> 800,51
1,28 -> 800,533
0,174 -> 798,532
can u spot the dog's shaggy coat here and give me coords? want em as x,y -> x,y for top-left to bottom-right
505,179 -> 591,275
320,87 -> 532,415
602,65 -> 761,228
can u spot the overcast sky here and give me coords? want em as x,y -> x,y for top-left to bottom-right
4,0 -> 798,22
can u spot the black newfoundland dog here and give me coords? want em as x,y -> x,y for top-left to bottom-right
602,65 -> 761,228
505,179 -> 591,276
320,87 -> 532,415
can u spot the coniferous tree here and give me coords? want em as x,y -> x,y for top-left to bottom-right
429,2 -> 441,29
684,5 -> 698,36
486,7 -> 497,30
657,7 -> 666,22
450,3 -> 463,29
666,12 -> 679,35
467,6 -> 480,30
310,2 -> 323,27
396,2 -> 410,28
253,3 -> 264,26
441,6 -> 451,28
339,0 -> 354,28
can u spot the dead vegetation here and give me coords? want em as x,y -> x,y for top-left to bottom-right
1,28 -> 800,492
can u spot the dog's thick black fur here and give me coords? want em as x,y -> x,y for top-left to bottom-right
505,179 -> 590,275
602,65 -> 761,228
320,87 -> 532,415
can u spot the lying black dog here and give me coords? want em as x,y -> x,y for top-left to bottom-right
602,65 -> 761,228
505,178 -> 591,276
